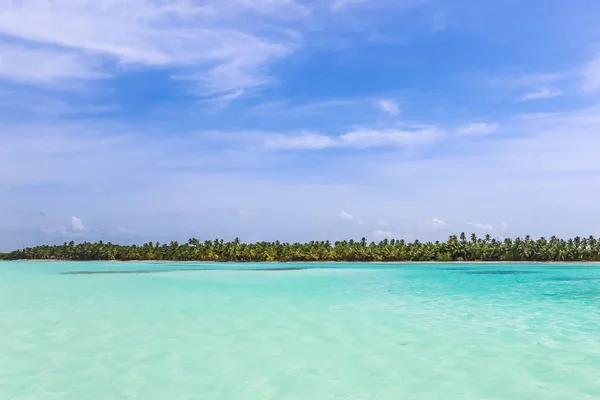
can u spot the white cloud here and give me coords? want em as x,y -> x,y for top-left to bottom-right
231,0 -> 309,15
251,98 -> 375,117
265,133 -> 336,150
264,120 -> 501,153
0,88 -> 117,116
0,0 -> 437,96
426,218 -> 446,230
517,73 -> 564,86
115,227 -> 137,235
0,44 -> 105,84
0,0 -> 299,95
331,0 -> 368,10
202,89 -> 246,112
339,210 -> 364,224
520,87 -> 563,101
456,123 -> 498,136
492,71 -> 571,89
583,56 -> 600,92
265,126 -> 441,150
71,216 -> 84,231
378,99 -> 400,116
331,0 -> 425,12
374,229 -> 394,237
340,127 -> 440,147
340,210 -> 355,220
4,103 -> 600,250
465,221 -> 494,232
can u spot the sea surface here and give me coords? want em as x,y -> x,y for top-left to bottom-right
1,261 -> 600,399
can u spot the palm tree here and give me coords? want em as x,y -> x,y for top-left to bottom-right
5,233 -> 600,262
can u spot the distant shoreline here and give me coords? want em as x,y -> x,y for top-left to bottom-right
5,260 -> 600,265
7,235 -> 600,263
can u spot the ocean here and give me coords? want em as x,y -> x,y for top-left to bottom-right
1,261 -> 599,399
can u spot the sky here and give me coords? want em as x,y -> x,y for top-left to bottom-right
1,0 -> 600,250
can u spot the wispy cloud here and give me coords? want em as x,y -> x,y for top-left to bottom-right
71,216 -> 84,231
426,218 -> 446,230
520,87 -> 563,101
266,126 -> 441,150
582,55 -> 600,92
265,133 -> 336,150
251,98 -> 369,117
0,43 -> 106,84
340,210 -> 355,220
201,89 -> 246,112
378,99 -> 400,116
340,210 -> 363,224
331,0 -> 368,11
0,88 -> 117,117
373,229 -> 394,237
506,72 -> 570,88
3,103 -> 600,250
0,0 -> 301,96
465,221 -> 494,232
341,127 -> 440,147
456,123 -> 498,136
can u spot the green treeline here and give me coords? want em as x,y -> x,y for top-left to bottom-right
4,233 -> 600,262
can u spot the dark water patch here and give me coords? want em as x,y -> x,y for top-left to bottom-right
63,268 -> 209,275
567,289 -> 600,299
542,292 -> 559,297
545,265 -> 600,270
62,266 -> 311,275
464,270 -> 539,275
544,289 -> 600,301
251,267 -> 310,271
546,277 -> 600,282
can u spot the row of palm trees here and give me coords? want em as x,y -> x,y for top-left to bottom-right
4,233 -> 600,262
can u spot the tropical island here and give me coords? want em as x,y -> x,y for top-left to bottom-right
2,233 -> 600,262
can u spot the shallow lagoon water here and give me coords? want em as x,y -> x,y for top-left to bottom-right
1,261 -> 600,399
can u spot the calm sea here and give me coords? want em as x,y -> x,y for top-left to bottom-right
1,261 -> 599,399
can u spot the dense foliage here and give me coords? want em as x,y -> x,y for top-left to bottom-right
4,233 -> 600,262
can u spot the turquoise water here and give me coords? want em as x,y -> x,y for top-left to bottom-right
1,262 -> 600,399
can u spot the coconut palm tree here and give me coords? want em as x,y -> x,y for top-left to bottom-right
6,233 -> 600,262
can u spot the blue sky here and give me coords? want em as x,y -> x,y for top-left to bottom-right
1,0 -> 600,250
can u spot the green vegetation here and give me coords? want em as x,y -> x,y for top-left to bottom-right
4,233 -> 600,262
